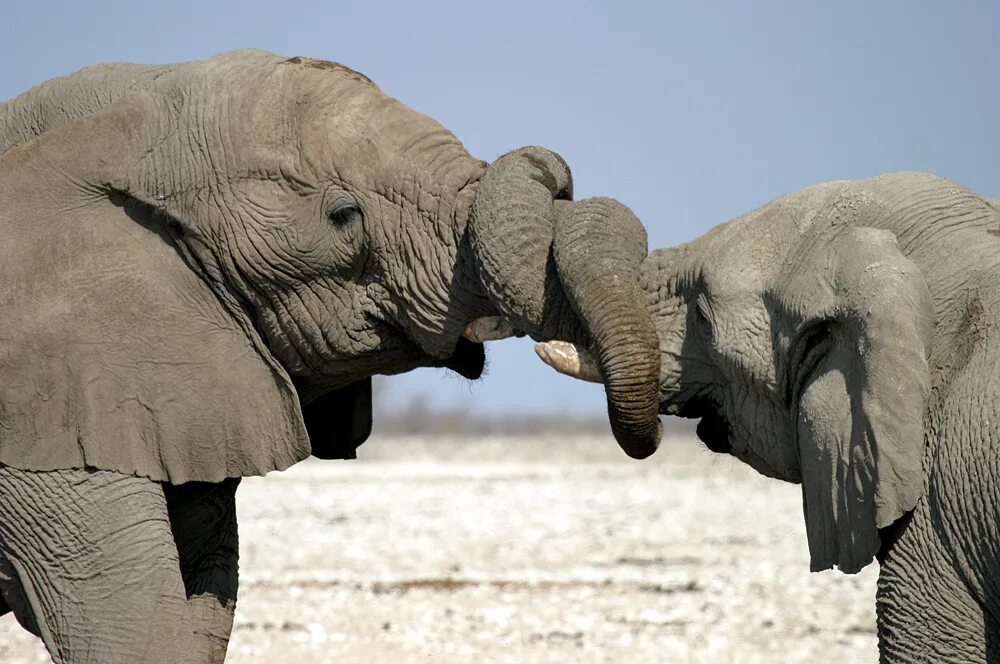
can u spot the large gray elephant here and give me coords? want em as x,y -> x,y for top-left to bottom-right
0,51 -> 661,663
538,173 -> 1000,662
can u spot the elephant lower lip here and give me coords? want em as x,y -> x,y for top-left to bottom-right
696,416 -> 732,454
668,397 -> 732,453
443,336 -> 485,380
680,396 -> 731,454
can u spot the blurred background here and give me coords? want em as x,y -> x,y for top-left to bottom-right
4,0 -> 997,423
1,2 -> 997,661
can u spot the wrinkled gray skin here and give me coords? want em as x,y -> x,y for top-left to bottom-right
637,173 -> 1000,662
0,51 -> 661,663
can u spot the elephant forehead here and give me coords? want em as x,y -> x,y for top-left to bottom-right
699,181 -> 850,279
295,85 -> 482,198
202,57 -> 475,196
695,228 -> 777,293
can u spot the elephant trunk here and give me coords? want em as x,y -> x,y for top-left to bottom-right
469,146 -> 662,458
550,198 -> 662,458
468,146 -> 579,341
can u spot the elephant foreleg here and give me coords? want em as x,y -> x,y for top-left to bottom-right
0,466 -> 224,664
164,477 -> 240,664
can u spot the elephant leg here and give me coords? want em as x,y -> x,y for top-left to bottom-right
0,465 -> 218,664
163,478 -> 240,664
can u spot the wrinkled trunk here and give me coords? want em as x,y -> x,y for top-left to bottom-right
469,146 -> 662,458
551,198 -> 662,458
469,147 -> 579,341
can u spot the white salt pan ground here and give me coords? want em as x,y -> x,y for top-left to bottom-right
0,434 -> 877,663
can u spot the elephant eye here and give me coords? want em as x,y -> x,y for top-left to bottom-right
789,322 -> 834,402
694,295 -> 715,342
327,202 -> 363,227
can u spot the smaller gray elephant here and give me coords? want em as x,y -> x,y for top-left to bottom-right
539,173 -> 1000,662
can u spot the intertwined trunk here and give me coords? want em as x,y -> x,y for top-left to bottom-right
469,146 -> 662,458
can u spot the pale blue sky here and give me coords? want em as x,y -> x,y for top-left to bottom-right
4,1 -> 998,415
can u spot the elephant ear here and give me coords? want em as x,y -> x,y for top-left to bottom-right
787,226 -> 934,574
0,92 -> 312,483
302,379 -> 373,460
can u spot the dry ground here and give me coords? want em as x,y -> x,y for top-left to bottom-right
0,434 -> 878,662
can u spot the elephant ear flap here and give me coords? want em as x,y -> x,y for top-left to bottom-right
301,379 -> 373,460
0,92 -> 315,483
793,227 -> 934,573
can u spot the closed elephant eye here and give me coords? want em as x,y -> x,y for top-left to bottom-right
790,321 -> 835,403
693,294 -> 715,344
322,196 -> 368,276
327,201 -> 363,227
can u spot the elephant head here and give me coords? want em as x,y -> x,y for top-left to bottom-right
469,148 -> 662,458
0,50 -> 661,482
538,180 -> 937,573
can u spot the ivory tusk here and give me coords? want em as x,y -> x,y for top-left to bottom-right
534,341 -> 604,384
462,316 -> 520,343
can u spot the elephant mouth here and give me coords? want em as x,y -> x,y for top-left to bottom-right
674,397 -> 732,454
441,315 -> 525,380
414,315 -> 510,382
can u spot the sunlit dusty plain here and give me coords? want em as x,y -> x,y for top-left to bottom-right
0,434 -> 877,663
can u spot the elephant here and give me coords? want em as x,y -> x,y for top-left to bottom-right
0,50 -> 662,663
537,172 -> 1000,662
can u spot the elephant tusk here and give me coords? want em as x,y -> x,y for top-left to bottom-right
534,341 -> 604,384
462,316 -> 521,343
